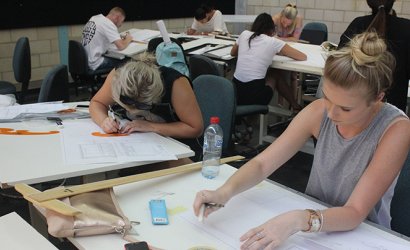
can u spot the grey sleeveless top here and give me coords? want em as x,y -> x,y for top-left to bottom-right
305,103 -> 407,228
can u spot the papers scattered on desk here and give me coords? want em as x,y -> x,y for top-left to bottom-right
177,184 -> 410,250
0,102 -> 88,122
204,45 -> 233,60
188,44 -> 233,60
127,29 -> 160,42
61,120 -> 177,165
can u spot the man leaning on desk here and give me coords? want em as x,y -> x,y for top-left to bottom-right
187,1 -> 228,35
82,7 -> 133,71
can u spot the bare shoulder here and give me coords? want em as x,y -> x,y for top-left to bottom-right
384,116 -> 410,139
292,99 -> 325,137
173,76 -> 191,89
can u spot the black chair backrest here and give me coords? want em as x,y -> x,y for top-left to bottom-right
189,54 -> 223,81
193,75 -> 236,154
68,40 -> 89,76
390,151 -> 410,237
38,64 -> 69,103
13,37 -> 31,86
300,22 -> 328,45
147,37 -> 182,53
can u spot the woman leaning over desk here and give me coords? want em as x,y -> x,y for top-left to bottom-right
272,3 -> 304,111
194,32 -> 410,249
231,13 -> 306,109
272,3 -> 303,42
89,53 -> 203,139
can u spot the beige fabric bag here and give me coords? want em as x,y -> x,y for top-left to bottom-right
43,188 -> 134,238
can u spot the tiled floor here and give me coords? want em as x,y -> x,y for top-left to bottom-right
0,87 -> 313,249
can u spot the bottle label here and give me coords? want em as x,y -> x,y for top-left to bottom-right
215,135 -> 223,148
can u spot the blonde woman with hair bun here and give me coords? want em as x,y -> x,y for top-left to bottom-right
193,31 -> 410,249
89,52 -> 203,141
272,3 -> 303,41
271,3 -> 304,112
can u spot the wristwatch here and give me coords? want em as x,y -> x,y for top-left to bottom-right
303,209 -> 321,232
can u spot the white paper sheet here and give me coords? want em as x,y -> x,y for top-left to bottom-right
0,102 -> 69,119
128,29 -> 160,42
205,45 -> 233,58
61,120 -> 177,165
177,185 -> 410,250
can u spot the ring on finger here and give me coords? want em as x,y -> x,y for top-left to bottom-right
256,232 -> 264,240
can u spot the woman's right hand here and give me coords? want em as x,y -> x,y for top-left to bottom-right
193,189 -> 230,220
100,116 -> 120,133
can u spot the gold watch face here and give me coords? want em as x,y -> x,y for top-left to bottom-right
311,217 -> 321,231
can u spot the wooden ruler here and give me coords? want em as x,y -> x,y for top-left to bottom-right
15,156 -> 244,216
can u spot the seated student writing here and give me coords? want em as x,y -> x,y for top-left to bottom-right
82,7 -> 133,71
89,53 -> 203,141
194,32 -> 410,249
187,1 -> 228,35
231,13 -> 306,110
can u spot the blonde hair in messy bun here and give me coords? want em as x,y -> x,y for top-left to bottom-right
324,31 -> 395,103
111,53 -> 164,109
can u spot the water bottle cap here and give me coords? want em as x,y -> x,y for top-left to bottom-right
210,116 -> 220,124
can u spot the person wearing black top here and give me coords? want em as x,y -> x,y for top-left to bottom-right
89,53 -> 203,139
338,0 -> 410,112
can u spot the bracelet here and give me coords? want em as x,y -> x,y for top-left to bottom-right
317,209 -> 324,232
302,209 -> 322,233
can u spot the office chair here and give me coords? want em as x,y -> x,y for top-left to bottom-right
189,54 -> 223,81
189,54 -> 268,145
390,151 -> 410,237
193,75 -> 236,156
299,22 -> 328,98
68,40 -> 111,98
38,64 -> 69,103
0,81 -> 16,96
0,37 -> 31,103
300,22 -> 328,46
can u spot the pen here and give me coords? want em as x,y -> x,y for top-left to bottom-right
108,105 -> 117,122
76,104 -> 89,108
132,40 -> 147,44
198,203 -> 224,222
204,202 -> 225,208
47,117 -> 63,128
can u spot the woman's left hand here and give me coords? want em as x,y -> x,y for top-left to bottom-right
120,119 -> 155,134
240,210 -> 305,250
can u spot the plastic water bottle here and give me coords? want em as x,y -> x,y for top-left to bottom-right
202,116 -> 223,179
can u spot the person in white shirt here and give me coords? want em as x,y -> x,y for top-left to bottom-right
82,7 -> 133,71
231,13 -> 306,109
187,2 -> 228,35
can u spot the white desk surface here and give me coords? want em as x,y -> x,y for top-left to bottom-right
181,36 -> 235,51
181,37 -> 325,75
108,28 -> 161,57
0,212 -> 58,250
70,164 -> 410,250
0,116 -> 193,187
271,42 -> 326,75
223,14 -> 257,23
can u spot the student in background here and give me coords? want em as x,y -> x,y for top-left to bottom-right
231,13 -> 306,110
187,1 -> 228,35
82,7 -> 133,71
89,53 -> 203,140
272,3 -> 303,42
272,3 -> 304,111
338,0 -> 410,113
194,32 -> 410,248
